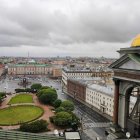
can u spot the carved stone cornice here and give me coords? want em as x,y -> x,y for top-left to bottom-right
114,71 -> 140,81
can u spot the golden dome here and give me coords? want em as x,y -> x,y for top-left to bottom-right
131,34 -> 140,47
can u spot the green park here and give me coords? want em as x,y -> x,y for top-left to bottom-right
0,105 -> 43,125
8,93 -> 33,104
0,83 -> 79,133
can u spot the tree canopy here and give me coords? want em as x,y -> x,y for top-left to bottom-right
60,100 -> 74,111
31,83 -> 42,90
53,111 -> 72,126
37,88 -> 57,105
20,119 -> 48,133
0,92 -> 6,103
53,99 -> 62,108
55,106 -> 65,113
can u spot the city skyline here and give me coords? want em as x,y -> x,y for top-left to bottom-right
0,0 -> 140,58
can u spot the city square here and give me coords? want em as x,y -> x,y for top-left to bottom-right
0,1 -> 140,140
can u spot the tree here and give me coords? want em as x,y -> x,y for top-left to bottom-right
31,83 -> 42,90
37,89 -> 46,97
15,88 -> 25,93
0,92 -> 6,98
0,92 -> 6,104
20,120 -> 48,133
55,106 -> 65,113
38,88 -> 57,105
53,99 -> 62,108
70,112 -> 80,131
53,111 -> 72,126
61,100 -> 74,111
40,86 -> 49,90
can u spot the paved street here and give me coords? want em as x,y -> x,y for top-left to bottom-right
44,79 -> 111,140
0,77 -> 111,140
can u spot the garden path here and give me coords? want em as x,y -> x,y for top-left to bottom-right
0,93 -> 58,131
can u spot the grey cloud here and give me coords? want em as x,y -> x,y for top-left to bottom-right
0,0 -> 139,57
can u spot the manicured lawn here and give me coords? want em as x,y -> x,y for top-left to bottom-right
8,94 -> 33,104
0,105 -> 44,125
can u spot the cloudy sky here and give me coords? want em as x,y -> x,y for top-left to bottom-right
0,0 -> 140,58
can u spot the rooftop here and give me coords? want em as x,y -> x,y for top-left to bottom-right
69,77 -> 103,85
63,67 -> 112,73
8,64 -> 51,67
0,130 -> 64,140
87,83 -> 114,97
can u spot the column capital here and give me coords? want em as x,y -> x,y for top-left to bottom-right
113,78 -> 120,86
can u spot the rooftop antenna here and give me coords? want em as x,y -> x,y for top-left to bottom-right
28,52 -> 29,59
26,52 -> 29,64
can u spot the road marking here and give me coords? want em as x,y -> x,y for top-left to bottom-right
83,122 -> 110,128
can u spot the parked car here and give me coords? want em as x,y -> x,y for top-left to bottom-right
54,129 -> 59,137
59,131 -> 64,137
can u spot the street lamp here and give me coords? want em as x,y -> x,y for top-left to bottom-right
4,86 -> 7,93
74,92 -> 76,99
126,132 -> 131,140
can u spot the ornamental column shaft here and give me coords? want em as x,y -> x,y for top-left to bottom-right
113,79 -> 120,125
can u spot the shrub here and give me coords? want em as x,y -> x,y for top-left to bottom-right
20,120 -> 47,133
0,92 -> 5,97
53,111 -> 72,126
70,112 -> 80,131
53,99 -> 62,108
15,88 -> 25,93
55,107 -> 65,113
38,88 -> 57,105
0,92 -> 6,103
60,100 -> 74,111
40,86 -> 49,90
31,84 -> 42,90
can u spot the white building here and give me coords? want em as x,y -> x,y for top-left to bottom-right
62,67 -> 113,89
62,68 -> 93,86
86,84 -> 135,117
86,84 -> 114,117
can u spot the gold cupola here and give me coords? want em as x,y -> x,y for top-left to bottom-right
131,34 -> 140,47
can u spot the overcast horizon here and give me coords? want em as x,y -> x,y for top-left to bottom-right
0,0 -> 140,58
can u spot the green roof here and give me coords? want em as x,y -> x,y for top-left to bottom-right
128,53 -> 140,64
11,64 -> 51,67
0,130 -> 64,140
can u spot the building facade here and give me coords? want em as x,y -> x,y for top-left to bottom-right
67,78 -> 114,117
67,79 -> 86,101
8,64 -> 52,75
67,79 -> 134,119
86,84 -> 114,117
62,68 -> 113,90
0,64 -> 4,76
52,68 -> 62,78
108,35 -> 140,139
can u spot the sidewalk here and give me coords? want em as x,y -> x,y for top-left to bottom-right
63,90 -> 112,121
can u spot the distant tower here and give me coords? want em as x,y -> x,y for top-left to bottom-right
27,52 -> 30,64
28,52 -> 29,61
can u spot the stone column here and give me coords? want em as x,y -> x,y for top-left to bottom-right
113,79 -> 120,125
